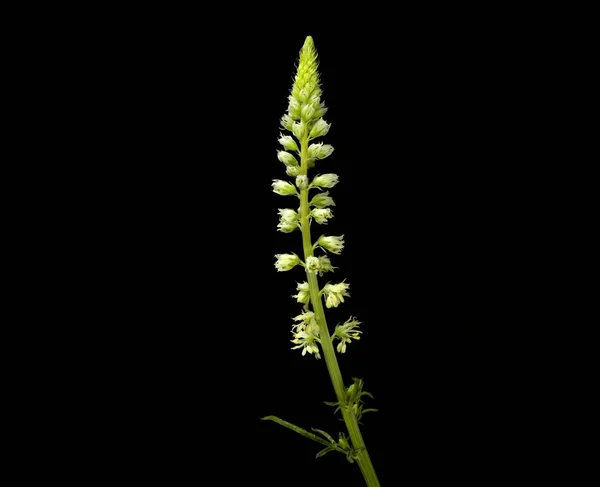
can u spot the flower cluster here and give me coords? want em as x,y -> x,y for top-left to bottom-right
321,282 -> 350,308
333,317 -> 363,353
291,311 -> 321,359
273,37 -> 359,359
305,255 -> 335,276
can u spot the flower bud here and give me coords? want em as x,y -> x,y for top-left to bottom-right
295,175 -> 309,190
309,118 -> 331,139
277,208 -> 299,233
338,434 -> 350,450
292,121 -> 306,140
272,180 -> 298,196
274,253 -> 301,272
288,96 -> 301,119
308,143 -> 334,160
298,88 -> 310,103
314,102 -> 328,119
311,208 -> 333,224
292,281 -> 310,304
311,173 -> 339,189
280,114 -> 294,131
310,191 -> 335,208
301,103 -> 315,121
278,134 -> 299,152
286,166 -> 300,177
277,150 -> 299,168
316,234 -> 345,254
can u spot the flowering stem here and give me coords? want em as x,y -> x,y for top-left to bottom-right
299,136 -> 380,487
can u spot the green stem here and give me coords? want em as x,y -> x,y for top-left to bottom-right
299,134 -> 380,487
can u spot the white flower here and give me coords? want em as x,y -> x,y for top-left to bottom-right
291,331 -> 321,359
277,150 -> 299,168
311,173 -> 339,189
292,281 -> 310,304
303,255 -> 334,276
311,208 -> 333,224
277,208 -> 299,233
295,175 -> 309,190
305,256 -> 320,273
308,143 -> 334,160
274,253 -> 301,272
316,235 -> 345,255
292,310 -> 319,334
321,281 -> 350,308
309,118 -> 331,139
316,255 -> 335,275
272,180 -> 298,196
292,310 -> 315,325
310,191 -> 335,208
333,317 -> 362,353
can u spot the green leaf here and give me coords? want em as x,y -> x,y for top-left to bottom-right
316,446 -> 335,458
261,416 -> 330,448
361,408 -> 378,415
311,428 -> 336,444
324,400 -> 341,414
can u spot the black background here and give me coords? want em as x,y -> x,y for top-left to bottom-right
40,10 -> 566,485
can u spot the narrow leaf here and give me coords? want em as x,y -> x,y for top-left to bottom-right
316,446 -> 335,458
311,428 -> 336,444
261,416 -> 330,447
361,408 -> 379,415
